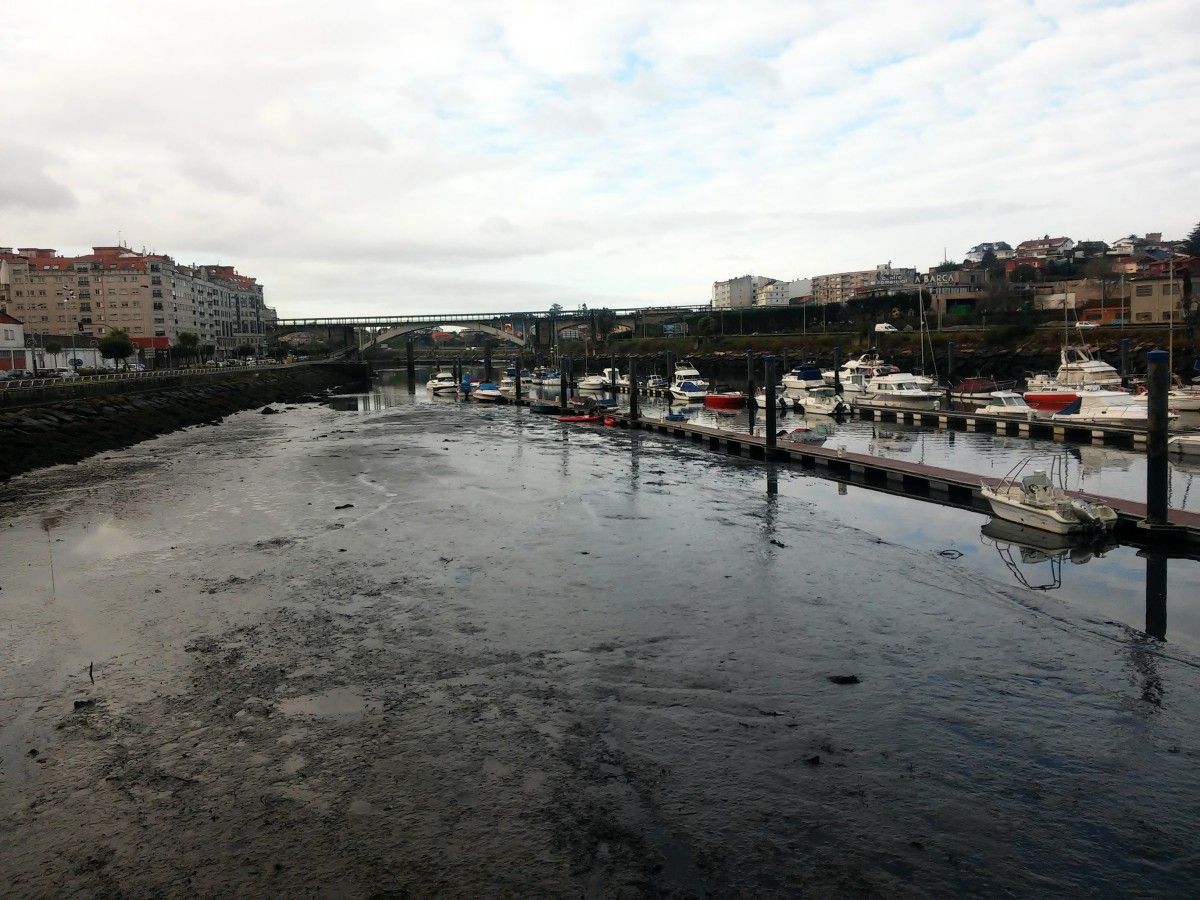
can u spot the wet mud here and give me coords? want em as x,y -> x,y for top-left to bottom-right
2,396 -> 1198,896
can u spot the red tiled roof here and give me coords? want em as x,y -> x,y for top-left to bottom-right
0,311 -> 24,325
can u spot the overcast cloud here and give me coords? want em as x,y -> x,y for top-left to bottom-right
1,0 -> 1197,316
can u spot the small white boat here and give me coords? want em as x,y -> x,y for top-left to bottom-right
425,371 -> 459,395
781,363 -> 825,391
644,375 -> 668,390
670,380 -> 707,402
1168,434 -> 1200,457
753,387 -> 791,409
673,362 -> 708,392
978,391 -> 1034,418
1052,390 -> 1177,426
799,386 -> 851,416
823,351 -> 897,395
855,373 -> 942,411
981,460 -> 1117,535
1132,388 -> 1200,412
471,381 -> 505,402
577,374 -> 608,391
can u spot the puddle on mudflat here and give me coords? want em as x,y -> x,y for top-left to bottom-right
278,686 -> 380,719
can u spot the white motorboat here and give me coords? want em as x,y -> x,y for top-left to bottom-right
1132,387 -> 1200,412
1056,345 -> 1122,390
472,381 -> 504,402
981,461 -> 1117,535
823,351 -> 897,395
670,380 -> 707,402
854,373 -> 942,411
673,362 -> 708,392
1052,390 -> 1177,426
577,374 -> 609,391
978,391 -> 1034,418
798,386 -> 851,416
601,367 -> 621,387
644,375 -> 668,389
752,388 -> 791,409
1168,434 -> 1200,457
781,363 -> 825,391
499,375 -> 515,390
425,371 -> 459,395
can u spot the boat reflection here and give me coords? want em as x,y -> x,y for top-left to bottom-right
980,517 -> 1117,591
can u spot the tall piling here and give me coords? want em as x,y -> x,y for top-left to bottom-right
628,357 -> 639,422
745,349 -> 755,400
405,341 -> 415,393
764,356 -> 777,451
833,346 -> 842,395
1145,553 -> 1168,641
559,361 -> 569,411
946,340 -> 956,383
1146,349 -> 1169,526
484,345 -> 493,383
610,352 -> 618,393
1120,338 -> 1131,387
514,357 -> 522,402
665,351 -> 676,386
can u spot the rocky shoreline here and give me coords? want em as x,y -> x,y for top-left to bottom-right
0,366 -> 365,482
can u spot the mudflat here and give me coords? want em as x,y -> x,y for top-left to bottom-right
2,398 -> 1197,896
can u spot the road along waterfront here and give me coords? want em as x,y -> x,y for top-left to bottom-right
2,378 -> 1199,895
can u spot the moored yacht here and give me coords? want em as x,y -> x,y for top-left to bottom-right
425,371 -> 459,395
672,361 -> 709,392
854,373 -> 942,410
471,381 -> 504,402
577,373 -> 609,391
1051,391 -> 1176,427
978,391 -> 1034,417
781,363 -> 825,391
981,463 -> 1117,535
670,380 -> 707,402
1056,346 -> 1122,390
798,386 -> 851,416
822,351 -> 897,395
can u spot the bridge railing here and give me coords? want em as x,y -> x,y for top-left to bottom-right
274,304 -> 712,328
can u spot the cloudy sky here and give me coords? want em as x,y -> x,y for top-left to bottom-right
2,0 -> 1196,317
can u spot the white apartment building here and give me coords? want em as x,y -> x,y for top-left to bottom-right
713,274 -> 777,309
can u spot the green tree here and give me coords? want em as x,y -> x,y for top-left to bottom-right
593,307 -> 617,340
98,329 -> 134,369
548,302 -> 563,314
1183,220 -> 1200,256
1010,264 -> 1039,284
934,260 -> 962,272
44,340 -> 63,368
175,331 -> 200,364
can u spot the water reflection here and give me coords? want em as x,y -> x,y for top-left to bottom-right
980,518 -> 1118,592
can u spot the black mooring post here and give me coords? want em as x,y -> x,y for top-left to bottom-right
833,345 -> 842,395
628,357 -> 639,422
745,349 -> 755,400
484,345 -> 493,383
781,347 -> 790,375
559,359 -> 569,411
1146,349 -> 1169,526
405,340 -> 415,393
1146,552 -> 1168,641
665,351 -> 676,385
1120,338 -> 1131,387
514,357 -> 522,402
764,356 -> 777,451
946,340 -> 956,382
610,352 -> 618,393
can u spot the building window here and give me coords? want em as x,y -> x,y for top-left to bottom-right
151,276 -> 161,285
153,302 -> 163,310
152,289 -> 162,298
1162,311 -> 1173,321
78,277 -> 90,286
1135,285 -> 1152,296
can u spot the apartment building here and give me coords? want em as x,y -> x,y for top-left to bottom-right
0,245 -> 272,358
712,275 -> 777,309
812,263 -> 915,305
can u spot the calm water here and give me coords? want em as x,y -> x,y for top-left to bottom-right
363,370 -> 1200,652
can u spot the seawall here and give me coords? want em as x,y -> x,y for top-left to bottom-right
0,364 -> 367,482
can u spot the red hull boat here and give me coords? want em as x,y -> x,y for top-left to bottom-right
1023,390 -> 1079,413
703,392 -> 745,410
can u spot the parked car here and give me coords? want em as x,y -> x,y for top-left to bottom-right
49,368 -> 79,379
874,323 -> 898,333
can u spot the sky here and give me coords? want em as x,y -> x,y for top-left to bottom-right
1,0 -> 1197,318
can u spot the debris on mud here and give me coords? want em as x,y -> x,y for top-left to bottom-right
828,675 -> 861,685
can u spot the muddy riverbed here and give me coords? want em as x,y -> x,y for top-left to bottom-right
2,393 -> 1198,896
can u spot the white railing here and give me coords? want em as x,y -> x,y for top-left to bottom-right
0,361 -> 302,393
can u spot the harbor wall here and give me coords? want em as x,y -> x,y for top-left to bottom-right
0,365 -> 367,482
